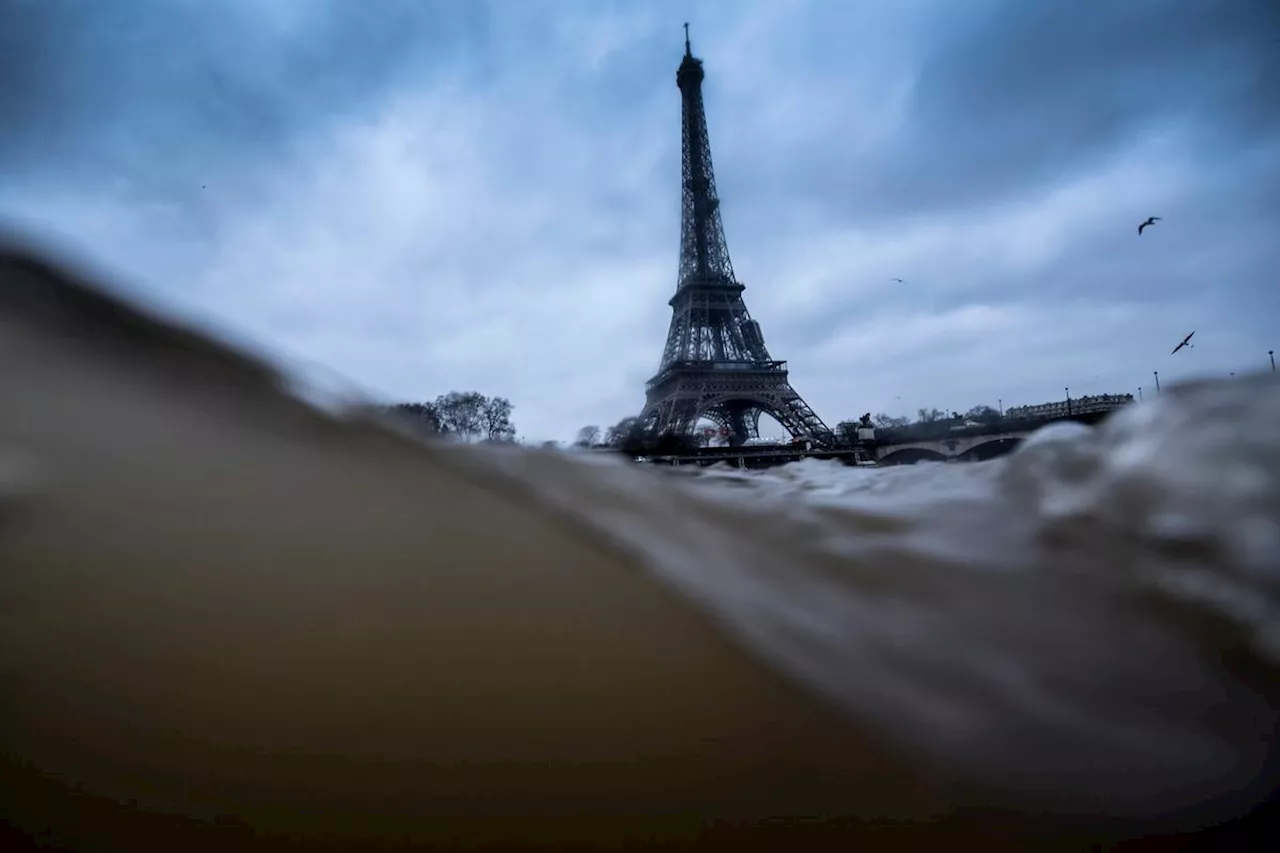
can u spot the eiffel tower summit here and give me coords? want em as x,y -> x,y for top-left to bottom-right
638,25 -> 833,447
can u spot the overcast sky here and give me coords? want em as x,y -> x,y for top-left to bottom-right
3,0 -> 1277,441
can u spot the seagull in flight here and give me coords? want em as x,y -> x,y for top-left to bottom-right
890,277 -> 904,283
1171,331 -> 1194,355
1138,216 -> 1161,235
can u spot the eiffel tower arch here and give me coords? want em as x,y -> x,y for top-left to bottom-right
638,26 -> 833,448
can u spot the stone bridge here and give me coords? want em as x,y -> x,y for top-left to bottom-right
629,411 -> 1116,468
874,430 -> 1033,465
870,409 -> 1116,464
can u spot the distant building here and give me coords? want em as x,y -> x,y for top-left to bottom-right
1005,393 -> 1134,420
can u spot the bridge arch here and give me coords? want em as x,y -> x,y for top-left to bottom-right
877,447 -> 948,466
956,436 -> 1023,462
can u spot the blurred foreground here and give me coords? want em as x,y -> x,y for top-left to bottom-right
2,239 -> 1278,850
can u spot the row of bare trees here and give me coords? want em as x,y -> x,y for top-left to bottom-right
388,391 -> 516,443
574,417 -> 645,449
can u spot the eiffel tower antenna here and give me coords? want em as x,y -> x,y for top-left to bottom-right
637,28 -> 833,447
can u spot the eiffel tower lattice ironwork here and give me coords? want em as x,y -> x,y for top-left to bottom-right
638,25 -> 833,447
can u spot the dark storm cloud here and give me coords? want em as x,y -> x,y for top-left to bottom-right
0,0 -> 490,186
739,0 -> 1279,221
902,0 -> 1276,195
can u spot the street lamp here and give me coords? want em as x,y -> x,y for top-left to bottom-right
1138,386 -> 1143,401
1065,386 -> 1071,415
1270,350 -> 1275,372
1154,371 -> 1160,393
998,398 -> 1003,417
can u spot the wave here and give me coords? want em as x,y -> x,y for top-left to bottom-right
3,240 -> 1277,848
461,375 -> 1280,820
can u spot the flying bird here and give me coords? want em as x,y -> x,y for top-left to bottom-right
1138,216 -> 1161,235
891,277 -> 904,283
1171,331 -> 1195,355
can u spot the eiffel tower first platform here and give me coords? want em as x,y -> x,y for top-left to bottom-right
638,26 -> 833,448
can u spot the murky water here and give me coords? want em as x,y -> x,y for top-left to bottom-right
476,379 -> 1280,816
2,240 -> 1277,849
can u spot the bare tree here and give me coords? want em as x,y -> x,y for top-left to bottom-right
964,404 -> 1001,423
603,417 -> 641,447
834,420 -> 861,444
387,402 -> 442,435
872,412 -> 910,428
575,425 -> 602,447
407,392 -> 516,442
433,392 -> 486,440
916,407 -> 947,424
480,396 -> 516,442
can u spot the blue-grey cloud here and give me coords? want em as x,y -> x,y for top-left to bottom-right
2,0 -> 1276,441
0,0 -> 491,184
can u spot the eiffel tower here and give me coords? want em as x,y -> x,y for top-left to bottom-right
638,25 -> 833,447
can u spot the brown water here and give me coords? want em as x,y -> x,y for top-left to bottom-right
2,242 -> 1277,849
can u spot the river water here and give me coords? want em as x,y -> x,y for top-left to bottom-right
472,376 -> 1280,820
2,241 -> 1278,848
